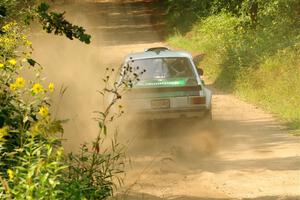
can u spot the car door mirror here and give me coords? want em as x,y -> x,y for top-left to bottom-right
197,68 -> 204,76
193,54 -> 205,65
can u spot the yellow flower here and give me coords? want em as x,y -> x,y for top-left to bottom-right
10,83 -> 17,91
48,83 -> 55,92
32,83 -> 44,94
30,122 -> 41,137
2,22 -> 16,32
4,38 -> 12,44
38,106 -> 49,117
0,63 -> 4,68
15,77 -> 25,88
26,40 -> 32,46
0,126 -> 9,140
7,169 -> 14,180
2,24 -> 10,32
56,147 -> 64,158
8,59 -> 17,66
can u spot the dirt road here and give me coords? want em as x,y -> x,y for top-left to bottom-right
32,0 -> 300,199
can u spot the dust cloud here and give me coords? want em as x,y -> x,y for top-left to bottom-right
30,0 -> 218,158
31,2 -> 118,150
30,0 -> 171,151
31,37 -> 103,149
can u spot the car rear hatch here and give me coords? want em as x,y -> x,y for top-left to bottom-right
124,78 -> 206,111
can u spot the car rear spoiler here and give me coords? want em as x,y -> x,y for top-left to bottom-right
144,47 -> 171,53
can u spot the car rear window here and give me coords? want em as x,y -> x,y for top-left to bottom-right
129,57 -> 196,80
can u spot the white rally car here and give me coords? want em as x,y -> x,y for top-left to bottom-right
121,47 -> 212,120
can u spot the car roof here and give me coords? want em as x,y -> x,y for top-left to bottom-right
124,49 -> 193,62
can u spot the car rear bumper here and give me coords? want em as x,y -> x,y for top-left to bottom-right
129,107 -> 209,120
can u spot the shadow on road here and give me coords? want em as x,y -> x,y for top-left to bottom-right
119,192 -> 300,200
123,117 -> 300,172
119,117 -> 300,198
59,0 -> 165,46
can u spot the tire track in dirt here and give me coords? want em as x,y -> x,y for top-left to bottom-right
32,0 -> 300,199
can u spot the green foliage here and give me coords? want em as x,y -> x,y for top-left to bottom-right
3,138 -> 65,199
164,0 -> 299,34
36,3 -> 91,44
57,66 -> 141,199
0,21 -> 131,198
236,46 -> 300,129
0,21 -> 66,199
0,0 -> 91,44
62,141 -> 125,199
163,0 -> 240,33
0,2 -> 136,198
0,0 -> 35,24
167,0 -> 300,130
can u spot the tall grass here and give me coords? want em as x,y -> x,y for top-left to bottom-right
167,11 -> 300,132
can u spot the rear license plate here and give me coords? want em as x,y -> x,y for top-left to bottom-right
151,99 -> 170,109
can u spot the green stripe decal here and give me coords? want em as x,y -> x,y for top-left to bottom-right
136,79 -> 187,87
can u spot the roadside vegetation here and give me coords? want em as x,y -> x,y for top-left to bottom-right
0,1 -> 131,199
163,0 -> 300,133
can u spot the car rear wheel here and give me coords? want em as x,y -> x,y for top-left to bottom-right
205,109 -> 213,121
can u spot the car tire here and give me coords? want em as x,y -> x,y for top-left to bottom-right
199,109 -> 212,130
205,109 -> 213,121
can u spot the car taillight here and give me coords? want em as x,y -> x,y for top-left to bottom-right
190,96 -> 206,104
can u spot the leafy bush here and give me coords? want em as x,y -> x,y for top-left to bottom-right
0,21 -> 66,199
0,1 -> 137,199
58,65 -> 142,199
164,0 -> 299,34
0,20 -> 133,198
167,0 -> 300,130
0,1 -> 91,44
235,46 -> 300,130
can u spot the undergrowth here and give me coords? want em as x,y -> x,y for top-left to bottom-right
0,1 -> 135,198
166,1 -> 300,132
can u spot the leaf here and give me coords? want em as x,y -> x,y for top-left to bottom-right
37,2 -> 50,13
23,115 -> 29,123
0,6 -> 6,18
49,120 -> 65,134
27,58 -> 37,66
79,156 -> 88,162
103,125 -> 107,135
36,3 -> 91,44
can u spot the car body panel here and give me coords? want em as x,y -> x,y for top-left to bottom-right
121,48 -> 212,120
